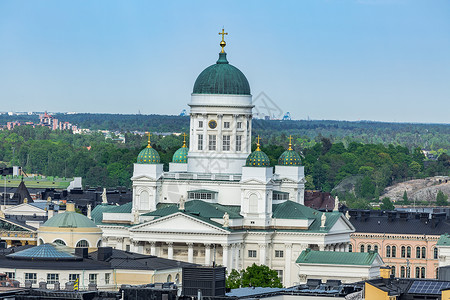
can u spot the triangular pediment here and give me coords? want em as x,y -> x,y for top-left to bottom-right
131,174 -> 159,181
328,215 -> 355,233
240,178 -> 273,185
130,212 -> 229,234
4,203 -> 44,214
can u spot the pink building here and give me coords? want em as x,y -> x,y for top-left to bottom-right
349,210 -> 445,279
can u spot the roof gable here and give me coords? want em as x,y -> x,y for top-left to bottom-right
131,212 -> 229,234
4,203 -> 45,214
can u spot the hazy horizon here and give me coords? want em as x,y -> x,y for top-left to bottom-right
1,1 -> 449,123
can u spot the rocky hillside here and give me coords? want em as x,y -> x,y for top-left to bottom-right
382,176 -> 450,203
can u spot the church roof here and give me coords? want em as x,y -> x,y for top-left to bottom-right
172,146 -> 188,163
437,233 -> 450,246
137,146 -> 161,164
143,200 -> 242,220
296,248 -> 380,266
193,52 -> 251,96
278,149 -> 302,166
91,202 -> 132,224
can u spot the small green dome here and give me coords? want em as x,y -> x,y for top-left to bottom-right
173,147 -> 188,163
43,211 -> 97,228
137,146 -> 161,164
278,150 -> 302,166
246,147 -> 270,167
193,52 -> 251,95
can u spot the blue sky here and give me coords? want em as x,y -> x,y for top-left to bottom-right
0,0 -> 449,123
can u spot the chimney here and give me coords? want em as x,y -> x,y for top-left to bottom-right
75,247 -> 89,258
97,247 -> 113,261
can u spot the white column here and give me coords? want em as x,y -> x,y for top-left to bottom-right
189,114 -> 195,150
217,114 -> 223,153
205,244 -> 211,266
116,238 -> 124,250
319,244 -> 325,251
150,242 -> 156,256
187,243 -> 194,263
232,115 -> 238,151
222,244 -> 229,271
202,114 -> 207,152
231,244 -> 237,270
167,242 -> 173,259
259,244 -> 267,265
284,243 -> 292,287
345,243 -> 350,252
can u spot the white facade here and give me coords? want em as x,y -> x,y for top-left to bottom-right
98,49 -> 355,287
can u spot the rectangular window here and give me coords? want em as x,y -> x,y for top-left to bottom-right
224,121 -> 230,129
198,121 -> 203,128
69,274 -> 79,282
47,273 -> 59,284
236,135 -> 242,151
126,244 -> 130,252
223,135 -> 230,151
198,134 -> 203,150
276,270 -> 283,284
105,273 -> 110,285
208,135 -> 216,151
237,122 -> 242,129
248,250 -> 257,258
6,272 -> 15,279
89,274 -> 98,285
25,273 -> 37,284
275,250 -> 284,258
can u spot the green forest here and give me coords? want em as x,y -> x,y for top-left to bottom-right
0,116 -> 449,208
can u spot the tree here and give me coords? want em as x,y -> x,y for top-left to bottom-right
402,191 -> 410,205
226,264 -> 282,289
436,190 -> 449,206
380,197 -> 395,211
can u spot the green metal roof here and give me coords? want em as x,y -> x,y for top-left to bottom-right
137,146 -> 161,164
91,202 -> 133,225
246,149 -> 270,167
193,52 -> 251,95
296,248 -> 379,266
42,211 -> 98,228
278,149 -> 302,166
172,146 -> 188,163
437,233 -> 450,246
143,200 -> 242,219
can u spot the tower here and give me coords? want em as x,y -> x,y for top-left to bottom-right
187,29 -> 253,174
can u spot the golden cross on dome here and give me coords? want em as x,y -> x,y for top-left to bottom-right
288,135 -> 293,150
256,135 -> 261,151
182,133 -> 187,148
218,28 -> 228,53
146,132 -> 152,148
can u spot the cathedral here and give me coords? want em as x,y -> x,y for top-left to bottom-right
95,31 -> 354,286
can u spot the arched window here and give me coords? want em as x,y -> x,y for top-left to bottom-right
76,240 -> 89,248
401,246 -> 406,258
401,266 -> 405,278
38,238 -> 44,245
175,273 -> 180,285
434,248 -> 438,259
392,246 -> 397,258
416,247 -> 421,258
367,245 -> 372,251
360,245 -> 365,253
415,267 -> 420,278
391,266 -> 396,276
386,245 -> 391,257
53,239 -> 66,246
167,274 -> 172,283
374,245 -> 379,253
97,240 -> 102,247
407,246 -> 411,258
422,247 -> 426,259
349,244 -> 353,252
421,267 -> 426,278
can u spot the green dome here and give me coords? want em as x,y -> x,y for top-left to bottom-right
278,150 -> 302,166
43,211 -> 97,228
137,146 -> 161,164
173,146 -> 188,163
193,53 -> 251,95
246,148 -> 270,167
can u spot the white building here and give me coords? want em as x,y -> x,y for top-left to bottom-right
94,36 -> 355,287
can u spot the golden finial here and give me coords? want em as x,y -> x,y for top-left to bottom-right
288,135 -> 293,150
146,132 -> 152,148
256,135 -> 261,151
218,28 -> 228,53
182,133 -> 187,148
